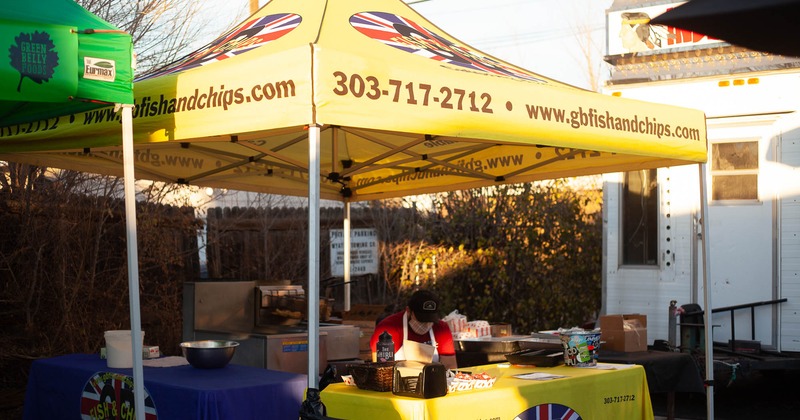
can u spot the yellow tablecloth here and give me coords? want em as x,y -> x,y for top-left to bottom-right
322,363 -> 654,420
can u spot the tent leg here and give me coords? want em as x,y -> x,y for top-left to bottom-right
344,203 -> 351,312
120,104 -> 146,420
698,163 -> 714,419
307,124 -> 321,390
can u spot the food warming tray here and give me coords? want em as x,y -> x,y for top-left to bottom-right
517,332 -> 563,350
455,337 -> 521,353
504,348 -> 564,367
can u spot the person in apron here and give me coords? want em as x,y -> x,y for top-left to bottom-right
370,290 -> 458,369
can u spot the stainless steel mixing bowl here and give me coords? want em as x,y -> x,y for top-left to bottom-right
180,340 -> 239,369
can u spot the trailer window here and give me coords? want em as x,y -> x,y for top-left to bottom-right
622,169 -> 658,265
710,141 -> 759,201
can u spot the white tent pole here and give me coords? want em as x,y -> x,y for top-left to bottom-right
119,104 -> 145,420
698,162 -> 714,419
344,202 -> 351,311
308,124 -> 321,389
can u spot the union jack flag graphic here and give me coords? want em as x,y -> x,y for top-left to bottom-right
350,11 -> 547,84
514,403 -> 582,420
80,371 -> 158,420
138,13 -> 302,80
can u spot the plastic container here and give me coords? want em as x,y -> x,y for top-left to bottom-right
104,330 -> 145,368
559,330 -> 600,367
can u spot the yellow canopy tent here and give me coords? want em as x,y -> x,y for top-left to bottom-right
0,0 -> 709,399
0,0 -> 705,194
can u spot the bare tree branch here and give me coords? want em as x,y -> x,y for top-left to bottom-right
77,0 -> 242,74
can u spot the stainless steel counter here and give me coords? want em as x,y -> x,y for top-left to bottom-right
184,281 -> 361,374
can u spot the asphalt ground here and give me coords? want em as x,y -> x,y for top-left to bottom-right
651,369 -> 800,419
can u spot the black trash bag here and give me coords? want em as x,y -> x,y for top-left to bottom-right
318,364 -> 336,391
299,387 -> 341,420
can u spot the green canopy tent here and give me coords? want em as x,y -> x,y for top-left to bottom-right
0,0 -> 133,122
1,0 -> 710,417
0,0 -> 137,416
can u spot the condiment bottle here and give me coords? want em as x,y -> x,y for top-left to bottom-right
376,330 -> 394,362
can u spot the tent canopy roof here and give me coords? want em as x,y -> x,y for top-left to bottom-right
0,0 -> 706,202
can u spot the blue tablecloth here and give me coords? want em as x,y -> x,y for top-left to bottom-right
24,353 -> 307,420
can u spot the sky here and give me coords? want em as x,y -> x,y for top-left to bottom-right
199,0 -> 614,90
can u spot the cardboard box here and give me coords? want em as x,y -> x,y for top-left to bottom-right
358,327 -> 375,352
600,314 -> 647,352
358,326 -> 376,361
143,345 -> 160,359
343,304 -> 386,322
343,319 -> 377,329
490,323 -> 512,337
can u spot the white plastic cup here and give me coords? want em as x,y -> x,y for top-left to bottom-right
104,330 -> 145,368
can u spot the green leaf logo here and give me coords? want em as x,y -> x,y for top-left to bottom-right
9,31 -> 59,92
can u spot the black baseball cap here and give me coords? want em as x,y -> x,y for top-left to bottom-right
408,290 -> 441,323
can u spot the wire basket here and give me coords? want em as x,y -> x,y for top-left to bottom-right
347,362 -> 395,392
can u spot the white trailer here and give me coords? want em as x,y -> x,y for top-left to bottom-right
602,1 -> 800,353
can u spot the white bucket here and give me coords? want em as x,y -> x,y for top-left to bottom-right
104,330 -> 145,368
